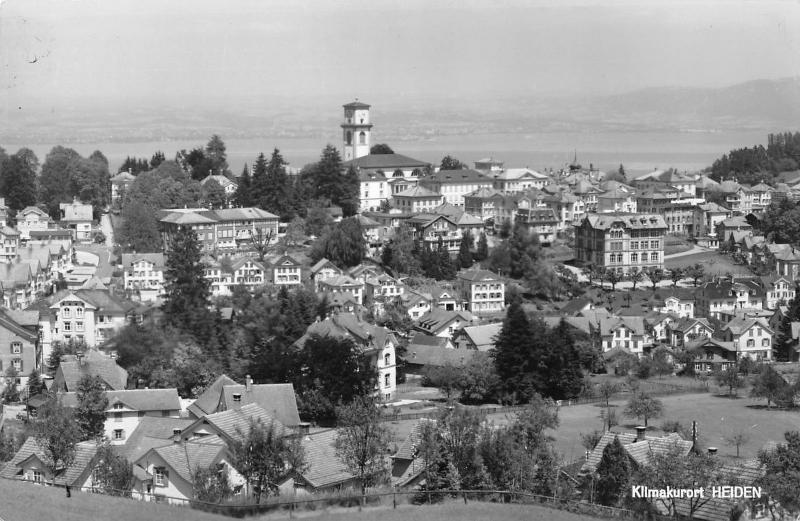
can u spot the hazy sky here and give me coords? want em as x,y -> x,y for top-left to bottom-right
2,0 -> 800,110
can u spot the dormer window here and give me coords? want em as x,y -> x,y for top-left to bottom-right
113,403 -> 123,409
232,393 -> 241,403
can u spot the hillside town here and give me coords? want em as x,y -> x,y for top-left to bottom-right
2,102 -> 800,521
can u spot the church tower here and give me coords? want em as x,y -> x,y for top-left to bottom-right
341,100 -> 373,161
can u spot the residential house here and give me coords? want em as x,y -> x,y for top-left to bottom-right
400,289 -> 432,320
692,202 -> 731,239
0,437 -> 100,488
418,169 -> 493,207
597,187 -> 637,214
318,275 -> 364,306
357,170 -> 389,213
695,278 -> 765,320
295,428 -> 370,494
630,169 -> 697,197
158,207 -> 279,253
392,186 -> 443,213
309,258 -> 344,291
40,289 -> 134,352
122,253 -> 165,303
406,214 -> 462,253
110,171 -> 136,203
180,403 -> 287,444
464,187 -> 504,223
0,261 -> 36,309
685,337 -> 737,372
600,316 -> 647,356
542,191 -> 583,230
761,275 -> 795,310
473,157 -> 505,172
271,255 -> 302,286
774,246 -> 800,280
414,309 -> 473,338
59,199 -> 93,242
229,257 -> 267,290
457,269 -> 505,317
453,323 -> 502,351
51,349 -> 128,392
581,428 -> 693,475
514,207 -> 559,244
60,388 -> 182,444
16,206 -> 55,241
404,341 -> 478,377
668,317 -> 714,348
0,227 -> 20,263
295,313 -> 397,401
716,216 -> 752,246
0,309 -> 39,391
653,289 -> 695,318
574,213 -> 668,274
718,315 -> 773,361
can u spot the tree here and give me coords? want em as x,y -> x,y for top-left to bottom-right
651,347 -> 673,379
0,153 -> 38,215
628,269 -> 644,291
205,134 -> 230,176
596,436 -> 630,506
201,178 -> 227,209
604,268 -> 622,292
233,163 -> 252,207
228,417 -> 305,503
334,396 -> 391,502
256,149 -> 295,220
724,430 -> 750,458
162,226 -> 211,335
309,217 -> 365,268
440,155 -> 466,170
249,227 -> 274,261
644,267 -> 663,290
685,263 -> 705,287
33,397 -> 82,489
93,441 -> 134,497
623,392 -> 663,427
714,365 -> 743,397
456,229 -> 474,269
27,369 -> 44,397
119,200 -> 162,252
474,232 -> 489,262
193,464 -> 232,504
669,267 -> 684,287
282,217 -> 307,248
750,365 -> 790,408
1,367 -> 19,404
370,143 -> 394,155
757,431 -> 800,518
598,381 -> 619,431
423,363 -> 463,403
75,375 -> 109,440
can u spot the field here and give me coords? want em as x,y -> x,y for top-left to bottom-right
255,501 -> 601,521
555,392 -> 800,461
0,478 -> 228,521
664,251 -> 751,276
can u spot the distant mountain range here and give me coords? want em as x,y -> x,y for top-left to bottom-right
2,78 -> 799,143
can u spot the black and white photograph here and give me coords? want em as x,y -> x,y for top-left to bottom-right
1,0 -> 800,519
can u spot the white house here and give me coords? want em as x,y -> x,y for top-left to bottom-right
122,253 -> 165,303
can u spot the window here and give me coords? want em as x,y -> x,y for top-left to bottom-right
113,429 -> 124,440
358,131 -> 366,145
762,339 -> 770,347
746,339 -> 755,348
12,359 -> 21,372
76,307 -> 83,318
32,470 -> 42,483
384,373 -> 391,387
651,252 -> 658,262
11,342 -> 21,354
384,353 -> 391,366
162,410 -> 171,417
154,467 -> 167,486
76,321 -> 84,332
64,322 -> 71,332
63,308 -> 71,318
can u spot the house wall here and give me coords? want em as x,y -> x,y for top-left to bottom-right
0,326 -> 37,390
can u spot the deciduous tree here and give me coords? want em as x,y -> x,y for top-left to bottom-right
75,375 -> 109,440
623,392 -> 663,427
33,397 -> 82,490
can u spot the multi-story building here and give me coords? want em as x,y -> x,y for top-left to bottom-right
718,316 -> 773,361
574,213 -> 667,274
631,169 -> 697,197
295,313 -> 397,401
110,171 -> 136,203
692,202 -> 731,239
309,258 -> 344,291
406,214 -> 462,253
490,168 -> 549,193
200,175 -> 237,198
600,316 -> 646,356
59,199 -> 93,242
271,255 -> 302,286
761,275 -> 795,310
122,253 -> 165,302
16,206 -> 55,240
695,278 -> 766,320
158,207 -> 279,253
418,169 -> 493,207
515,207 -> 559,244
318,275 -> 364,306
457,270 -> 505,317
357,170 -> 389,213
392,186 -> 443,213
542,191 -> 583,230
597,188 -> 637,214
0,227 -> 19,263
0,309 -> 39,391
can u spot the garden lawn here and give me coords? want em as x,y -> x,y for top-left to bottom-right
0,478 -> 228,521
664,251 -> 751,276
556,392 -> 800,462
256,500 -> 603,521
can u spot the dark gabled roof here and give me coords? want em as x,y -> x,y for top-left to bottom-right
295,313 -> 395,356
60,388 -> 180,412
456,323 -> 502,349
421,169 -> 492,185
415,309 -> 471,335
56,350 -> 128,391
404,344 -> 477,367
581,431 -> 691,474
343,101 -> 370,109
121,253 -> 165,269
407,333 -> 451,349
220,383 -> 301,428
0,437 -> 98,486
344,153 -> 429,170
299,429 -> 356,489
187,374 -> 239,418
120,416 -> 195,461
457,269 -> 501,282
198,403 -> 285,442
147,439 -> 226,484
0,308 -> 38,343
558,297 -> 594,316
583,213 -> 667,230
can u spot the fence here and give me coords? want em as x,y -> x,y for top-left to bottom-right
16,479 -> 668,521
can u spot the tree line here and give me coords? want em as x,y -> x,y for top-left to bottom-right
709,131 -> 800,185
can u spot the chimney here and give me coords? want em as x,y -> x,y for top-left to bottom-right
172,428 -> 182,443
298,422 -> 311,435
707,447 -> 718,455
636,426 -> 647,442
109,350 -> 118,360
245,374 -> 253,392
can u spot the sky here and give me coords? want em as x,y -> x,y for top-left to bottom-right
1,0 -> 800,111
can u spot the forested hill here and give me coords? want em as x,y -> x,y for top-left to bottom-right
708,131 -> 800,185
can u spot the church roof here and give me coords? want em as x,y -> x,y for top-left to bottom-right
343,101 -> 370,109
344,154 -> 429,170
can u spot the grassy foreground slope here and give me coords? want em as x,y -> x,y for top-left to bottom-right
0,479 -> 228,521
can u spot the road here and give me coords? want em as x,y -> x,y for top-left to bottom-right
664,244 -> 713,260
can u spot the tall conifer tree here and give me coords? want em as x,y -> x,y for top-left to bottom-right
162,226 -> 211,334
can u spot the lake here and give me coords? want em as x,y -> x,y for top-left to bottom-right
4,129 -> 768,176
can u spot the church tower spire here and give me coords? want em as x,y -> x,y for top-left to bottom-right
341,99 -> 373,161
